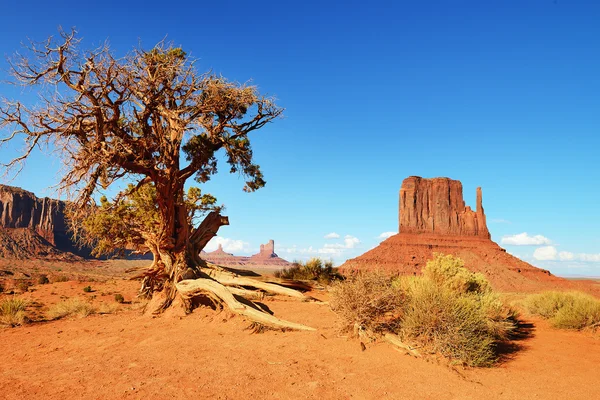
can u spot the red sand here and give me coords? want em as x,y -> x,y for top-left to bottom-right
1,272 -> 600,400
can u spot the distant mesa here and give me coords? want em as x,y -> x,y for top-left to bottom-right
340,176 -> 572,293
202,239 -> 291,269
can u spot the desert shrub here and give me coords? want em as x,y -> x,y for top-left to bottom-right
274,258 -> 342,284
0,297 -> 28,327
0,283 -> 4,293
83,286 -> 92,293
423,253 -> 491,295
114,293 -> 125,303
330,271 -> 404,335
330,254 -> 517,367
37,275 -> 50,285
398,276 -> 516,367
525,291 -> 600,330
47,298 -> 95,320
54,275 -> 69,283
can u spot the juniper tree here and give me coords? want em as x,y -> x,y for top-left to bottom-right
0,30 -> 312,329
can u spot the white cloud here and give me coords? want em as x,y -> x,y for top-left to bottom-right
533,246 -> 558,261
578,253 -> 600,262
324,232 -> 340,239
558,251 -> 575,261
501,232 -> 552,246
378,231 -> 397,239
204,237 -> 250,254
344,235 -> 360,249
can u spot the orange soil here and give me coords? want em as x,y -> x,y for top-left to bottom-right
1,271 -> 600,400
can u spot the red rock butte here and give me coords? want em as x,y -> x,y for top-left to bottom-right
340,176 -> 573,293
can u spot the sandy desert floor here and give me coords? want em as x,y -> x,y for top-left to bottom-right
0,263 -> 599,400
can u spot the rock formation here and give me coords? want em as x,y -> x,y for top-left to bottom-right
202,239 -> 291,270
341,176 -> 570,293
399,177 -> 489,238
0,185 -> 66,245
0,185 -> 83,259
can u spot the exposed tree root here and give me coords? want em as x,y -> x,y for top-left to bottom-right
176,278 -> 316,331
202,268 -> 308,299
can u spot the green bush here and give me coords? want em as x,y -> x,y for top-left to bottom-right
0,297 -> 28,327
275,258 -> 342,284
114,293 -> 125,303
525,291 -> 600,330
423,253 -> 491,294
38,275 -> 50,285
330,254 -> 517,367
47,298 -> 95,320
83,286 -> 92,293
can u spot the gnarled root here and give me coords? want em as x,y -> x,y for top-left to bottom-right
176,278 -> 315,331
202,268 -> 308,299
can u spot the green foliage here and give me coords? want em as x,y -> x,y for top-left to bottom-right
274,258 -> 342,284
423,253 -> 491,294
78,183 -> 221,257
525,291 -> 600,330
331,254 -> 518,367
47,298 -> 95,320
83,286 -> 92,293
114,293 -> 125,303
38,275 -> 50,285
0,297 -> 28,327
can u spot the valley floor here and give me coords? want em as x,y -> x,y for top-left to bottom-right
1,277 -> 599,400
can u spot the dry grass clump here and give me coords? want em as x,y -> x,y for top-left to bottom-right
275,258 -> 343,284
47,298 -> 95,320
0,297 -> 28,327
525,291 -> 600,330
330,272 -> 404,335
331,253 -> 518,367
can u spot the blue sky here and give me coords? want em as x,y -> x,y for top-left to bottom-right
0,1 -> 599,276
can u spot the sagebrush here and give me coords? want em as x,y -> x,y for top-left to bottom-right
330,253 -> 518,367
525,291 -> 600,330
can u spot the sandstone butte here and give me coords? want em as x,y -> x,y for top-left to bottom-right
201,240 -> 292,270
340,176 -> 573,293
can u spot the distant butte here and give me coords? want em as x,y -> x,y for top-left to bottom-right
340,176 -> 573,293
201,239 -> 291,270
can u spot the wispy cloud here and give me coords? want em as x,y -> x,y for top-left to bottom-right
378,231 -> 397,239
324,232 -> 340,239
501,232 -> 552,246
532,246 -> 600,263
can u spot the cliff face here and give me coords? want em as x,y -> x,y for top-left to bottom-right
0,185 -> 66,245
399,176 -> 489,238
0,185 -> 87,259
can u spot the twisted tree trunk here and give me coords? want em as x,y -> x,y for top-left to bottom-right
138,202 -> 315,330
